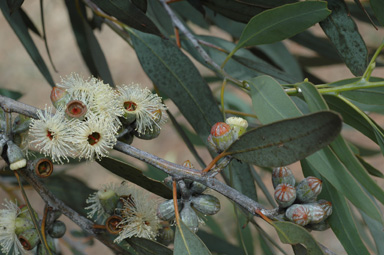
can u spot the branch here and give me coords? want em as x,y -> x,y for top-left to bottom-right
0,95 -> 277,219
18,162 -> 129,255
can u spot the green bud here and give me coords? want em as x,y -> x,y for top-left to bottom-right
296,176 -> 322,203
157,199 -> 181,221
14,217 -> 34,235
157,222 -> 174,246
6,141 -> 26,170
180,204 -> 199,233
50,86 -> 71,109
98,189 -> 119,215
210,122 -> 235,152
36,234 -> 56,255
225,117 -> 248,139
190,181 -> 207,194
285,204 -> 311,226
48,220 -> 66,238
304,203 -> 325,224
134,125 -> 161,140
191,194 -> 220,215
274,183 -> 296,208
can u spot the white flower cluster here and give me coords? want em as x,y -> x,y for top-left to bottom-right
29,73 -> 167,163
0,200 -> 24,255
86,182 -> 160,242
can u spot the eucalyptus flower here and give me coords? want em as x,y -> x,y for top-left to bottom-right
0,200 -> 24,255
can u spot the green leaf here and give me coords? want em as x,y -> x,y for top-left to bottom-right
0,88 -> 22,100
97,157 -> 172,199
44,174 -> 94,216
64,0 -> 114,86
319,0 -> 368,76
201,0 -> 264,24
227,111 -> 342,167
299,81 -> 384,205
249,75 -> 301,123
361,210 -> 384,255
303,161 -> 370,255
6,0 -> 24,14
126,237 -> 172,255
0,2 -> 54,86
225,1 -> 330,62
91,0 -> 162,36
341,87 -> 384,105
130,30 -> 222,141
19,8 -> 41,37
370,0 -> 384,26
197,231 -> 244,255
174,220 -> 212,255
272,221 -> 323,255
356,155 -> 384,178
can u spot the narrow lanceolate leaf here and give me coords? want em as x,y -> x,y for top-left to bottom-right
65,0 -> 114,86
126,237 -> 172,255
0,2 -> 54,86
320,0 -> 368,76
174,221 -> 212,255
272,221 -> 323,255
370,0 -> 384,26
97,157 -> 172,199
225,1 -> 330,63
301,163 -> 370,255
299,81 -> 384,209
361,210 -> 384,255
130,30 -> 222,141
226,111 -> 342,167
91,0 -> 162,36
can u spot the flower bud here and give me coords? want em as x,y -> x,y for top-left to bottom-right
182,160 -> 193,168
12,115 -> 31,135
0,136 -> 6,156
50,86 -> 71,109
134,125 -> 161,140
36,234 -> 56,255
14,217 -> 34,235
191,194 -> 220,215
296,176 -> 322,203
272,166 -> 295,189
157,223 -> 174,246
274,183 -> 296,208
6,140 -> 26,170
18,205 -> 39,220
48,220 -> 66,238
285,204 -> 311,226
180,204 -> 199,233
225,117 -> 248,139
122,101 -> 138,125
18,228 -> 40,251
98,189 -> 119,216
304,203 -> 325,224
210,122 -> 235,152
190,181 -> 207,194
157,199 -> 181,221
317,199 -> 332,220
65,100 -> 87,120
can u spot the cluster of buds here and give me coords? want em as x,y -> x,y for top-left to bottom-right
157,161 -> 221,234
0,200 -> 65,255
0,109 -> 31,171
29,73 -> 167,164
272,167 -> 332,230
207,117 -> 248,153
85,182 -> 160,242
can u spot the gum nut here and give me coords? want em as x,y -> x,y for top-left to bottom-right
207,134 -> 219,152
191,194 -> 220,215
210,122 -> 234,151
225,117 -> 248,138
36,235 -> 56,255
307,220 -> 330,231
164,176 -> 180,191
274,184 -> 296,208
180,204 -> 199,233
18,205 -> 39,220
48,220 -> 67,238
272,166 -> 296,189
182,160 -> 194,169
18,228 -> 40,251
50,86 -> 70,109
190,181 -> 207,194
158,225 -> 174,246
157,199 -> 180,221
317,199 -> 333,219
296,176 -> 322,203
285,204 -> 311,226
304,203 -> 325,224
134,125 -> 161,140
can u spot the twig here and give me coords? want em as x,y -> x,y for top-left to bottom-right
0,95 -> 277,219
18,162 -> 129,255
